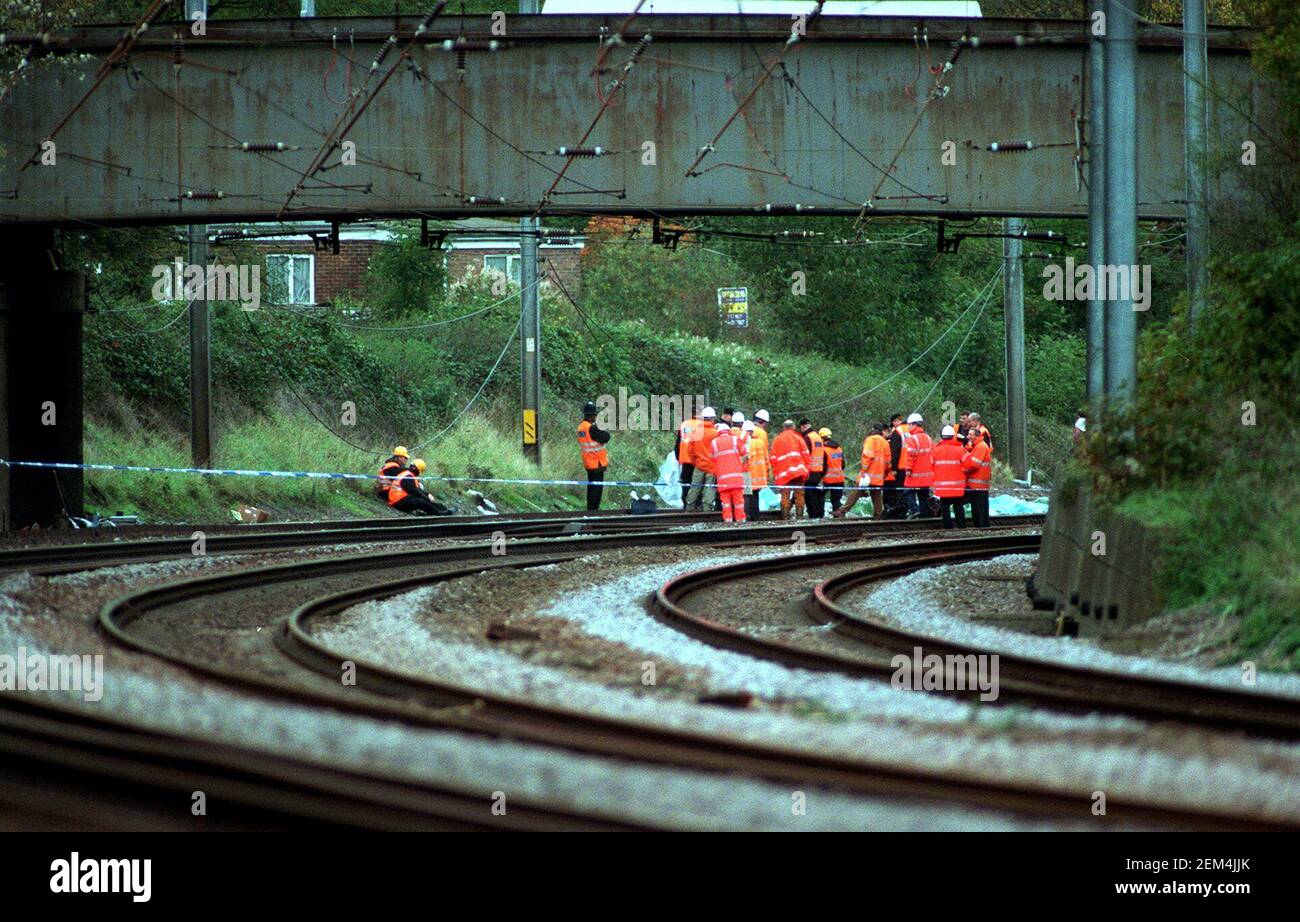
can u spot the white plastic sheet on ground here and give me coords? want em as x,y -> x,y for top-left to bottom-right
989,494 -> 1050,516
656,453 -> 684,508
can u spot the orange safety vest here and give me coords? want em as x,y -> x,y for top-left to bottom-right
806,430 -> 825,473
710,430 -> 746,490
577,420 -> 608,470
770,429 -> 811,486
896,424 -> 912,470
387,469 -> 419,506
860,433 -> 890,487
963,437 -> 993,491
822,444 -> 845,484
690,420 -> 718,473
375,458 -> 405,496
747,426 -> 770,488
930,438 -> 967,498
677,417 -> 701,463
903,428 -> 934,487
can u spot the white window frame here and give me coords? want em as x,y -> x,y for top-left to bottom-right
266,253 -> 315,305
483,253 -> 521,284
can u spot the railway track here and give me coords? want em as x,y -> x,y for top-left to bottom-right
0,511 -> 1044,575
0,692 -> 648,831
651,533 -> 1300,738
89,516 -> 1297,830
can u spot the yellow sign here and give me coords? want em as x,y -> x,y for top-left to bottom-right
523,409 -> 537,445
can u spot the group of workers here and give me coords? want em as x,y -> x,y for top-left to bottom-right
374,446 -> 451,516
663,406 -> 995,527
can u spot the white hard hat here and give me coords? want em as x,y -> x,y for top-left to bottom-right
941,425 -> 955,438
732,411 -> 745,424
701,406 -> 716,419
755,409 -> 770,423
1075,417 -> 1087,432
716,421 -> 730,430
907,412 -> 923,424
741,421 -> 755,433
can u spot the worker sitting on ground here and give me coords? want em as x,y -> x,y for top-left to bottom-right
931,426 -> 969,529
710,421 -> 748,524
388,459 -> 450,516
770,419 -> 811,520
374,445 -> 410,501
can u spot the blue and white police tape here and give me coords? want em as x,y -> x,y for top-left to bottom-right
0,458 -> 838,490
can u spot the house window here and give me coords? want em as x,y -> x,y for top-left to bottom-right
483,253 -> 520,284
266,254 -> 314,304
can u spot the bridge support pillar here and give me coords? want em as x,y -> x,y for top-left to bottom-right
0,228 -> 85,530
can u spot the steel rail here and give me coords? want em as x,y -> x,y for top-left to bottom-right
652,531 -> 1041,681
3,512 -> 1045,575
95,525 -> 1289,831
812,554 -> 1300,739
0,692 -> 646,831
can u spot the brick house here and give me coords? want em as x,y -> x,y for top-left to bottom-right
225,220 -> 584,307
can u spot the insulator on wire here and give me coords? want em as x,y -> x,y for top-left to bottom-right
441,38 -> 502,52
553,147 -> 606,157
237,142 -> 295,153
465,195 -> 506,205
180,190 -> 225,201
372,35 -> 397,71
988,139 -> 1034,153
756,204 -> 817,214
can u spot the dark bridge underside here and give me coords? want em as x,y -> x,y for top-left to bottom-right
0,14 -> 1262,227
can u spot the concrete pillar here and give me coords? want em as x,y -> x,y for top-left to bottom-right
1086,0 -> 1106,400
1103,0 -> 1139,402
1184,0 -> 1209,327
0,229 -> 85,529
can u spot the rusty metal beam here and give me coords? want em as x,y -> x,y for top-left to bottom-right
0,14 -> 1262,227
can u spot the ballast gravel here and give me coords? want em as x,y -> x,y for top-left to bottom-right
313,551 -> 1300,824
856,554 -> 1300,699
0,605 -> 1066,831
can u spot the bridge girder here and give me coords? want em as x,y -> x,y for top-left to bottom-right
0,14 -> 1262,227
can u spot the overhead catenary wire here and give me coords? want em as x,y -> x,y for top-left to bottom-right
406,310 -> 522,453
910,266 -> 1001,415
791,267 -> 1003,416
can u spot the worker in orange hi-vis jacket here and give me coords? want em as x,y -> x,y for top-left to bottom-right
834,420 -> 890,518
685,407 -> 719,511
770,419 -> 812,520
744,409 -> 771,521
903,413 -> 934,519
819,428 -> 846,514
710,422 -> 748,524
962,426 -> 993,528
931,426 -> 969,529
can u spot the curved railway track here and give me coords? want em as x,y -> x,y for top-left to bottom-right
652,534 -> 1300,738
0,511 -> 1043,575
87,516 -> 1298,830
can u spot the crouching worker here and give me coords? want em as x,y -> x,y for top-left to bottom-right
710,421 -> 747,524
388,459 -> 450,516
374,446 -> 410,501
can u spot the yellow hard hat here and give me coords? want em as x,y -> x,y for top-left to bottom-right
818,427 -> 832,438
393,446 -> 410,457
412,458 -> 426,474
